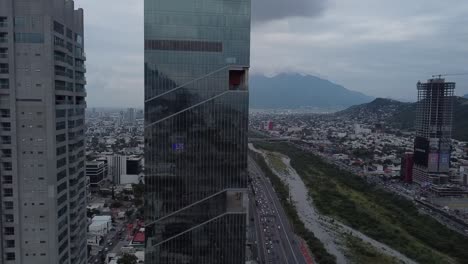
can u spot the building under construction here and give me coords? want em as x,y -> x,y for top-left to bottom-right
413,78 -> 455,185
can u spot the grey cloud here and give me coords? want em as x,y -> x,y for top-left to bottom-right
252,0 -> 327,23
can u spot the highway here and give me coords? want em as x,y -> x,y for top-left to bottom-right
249,156 -> 308,264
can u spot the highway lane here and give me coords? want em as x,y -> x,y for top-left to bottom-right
249,156 -> 307,264
250,188 -> 267,263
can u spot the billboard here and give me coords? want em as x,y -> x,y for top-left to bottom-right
414,137 -> 429,166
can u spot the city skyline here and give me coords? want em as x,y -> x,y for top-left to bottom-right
2,0 -> 468,264
75,0 -> 468,108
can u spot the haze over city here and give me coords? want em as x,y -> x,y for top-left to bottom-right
76,0 -> 468,107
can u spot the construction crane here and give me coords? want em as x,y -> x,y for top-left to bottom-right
431,73 -> 468,79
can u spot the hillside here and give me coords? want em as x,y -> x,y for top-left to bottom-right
336,98 -> 412,121
337,97 -> 468,141
250,73 -> 374,110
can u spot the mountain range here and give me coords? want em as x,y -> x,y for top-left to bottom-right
464,94 -> 468,99
249,74 -> 374,110
337,97 -> 468,141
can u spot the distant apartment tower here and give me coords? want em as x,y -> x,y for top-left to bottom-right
86,160 -> 107,190
106,155 -> 127,184
0,1 -> 88,263
413,78 -> 455,185
400,153 -> 414,183
144,0 -> 251,263
126,107 -> 135,124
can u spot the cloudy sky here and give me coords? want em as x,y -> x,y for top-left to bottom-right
75,0 -> 468,107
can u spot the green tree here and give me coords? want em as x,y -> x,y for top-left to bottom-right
117,253 -> 138,264
132,183 -> 144,199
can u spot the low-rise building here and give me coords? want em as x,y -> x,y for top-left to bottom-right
89,215 -> 112,236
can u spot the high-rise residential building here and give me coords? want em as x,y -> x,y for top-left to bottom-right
0,1 -> 87,263
126,107 -> 135,125
413,78 -> 455,185
144,0 -> 251,263
106,154 -> 127,185
86,160 -> 107,190
400,152 -> 414,183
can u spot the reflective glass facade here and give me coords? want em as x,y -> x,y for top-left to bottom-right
144,0 -> 251,263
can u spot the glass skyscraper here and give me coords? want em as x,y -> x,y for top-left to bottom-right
144,1 -> 251,263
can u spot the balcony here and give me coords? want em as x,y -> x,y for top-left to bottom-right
55,70 -> 68,77
55,84 -> 73,92
0,38 -> 7,44
75,75 -> 86,84
75,51 -> 86,60
0,22 -> 7,28
75,64 -> 86,73
54,54 -> 66,63
55,99 -> 73,105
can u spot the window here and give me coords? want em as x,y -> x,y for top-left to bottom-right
58,193 -> 67,206
14,33 -> 44,43
2,136 -> 11,144
1,109 -> 10,118
6,252 -> 15,260
66,28 -> 72,39
56,121 -> 66,130
0,32 -> 7,43
66,42 -> 73,52
3,175 -> 12,184
6,240 -> 15,248
56,109 -> 66,118
57,169 -> 66,181
54,21 -> 64,35
229,70 -> 247,90
0,78 -> 9,89
57,157 -> 66,168
4,201 -> 13,209
14,17 -> 26,28
5,214 -> 14,222
59,240 -> 68,254
1,122 -> 11,131
3,188 -> 13,197
145,39 -> 223,52
2,161 -> 12,171
57,181 -> 67,194
0,63 -> 8,74
4,227 -> 14,235
56,134 -> 66,143
0,48 -> 6,58
58,226 -> 68,241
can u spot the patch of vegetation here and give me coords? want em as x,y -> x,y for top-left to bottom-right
265,152 -> 289,174
254,142 -> 468,264
344,235 -> 401,264
250,151 -> 337,264
248,129 -> 269,138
